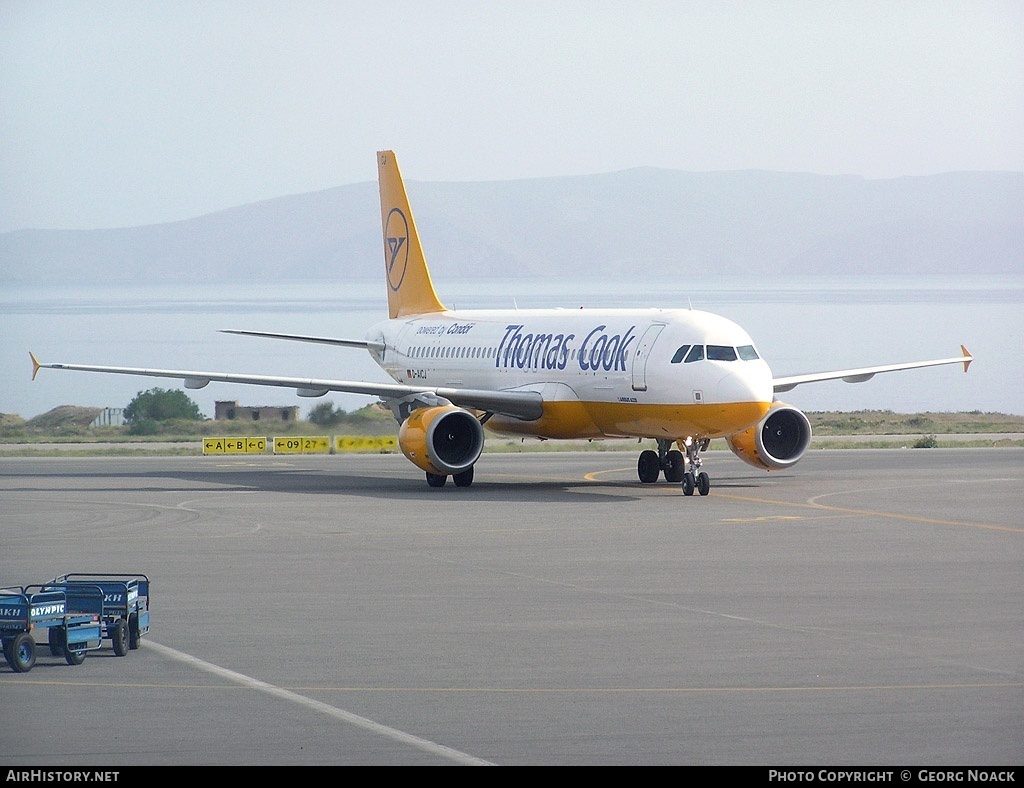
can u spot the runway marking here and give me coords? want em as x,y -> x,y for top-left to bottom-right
141,640 -> 493,766
7,677 -> 1020,694
583,468 -> 625,482
582,468 -> 1021,532
711,492 -> 1024,533
720,515 -> 805,523
307,682 -> 1024,693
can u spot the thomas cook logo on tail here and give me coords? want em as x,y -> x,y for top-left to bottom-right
385,208 -> 409,292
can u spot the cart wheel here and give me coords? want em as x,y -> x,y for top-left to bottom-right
64,643 -> 87,666
49,628 -> 65,657
9,633 -> 36,673
110,619 -> 129,657
128,612 -> 140,650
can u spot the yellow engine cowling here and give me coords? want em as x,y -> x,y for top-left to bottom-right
725,402 -> 812,471
398,405 -> 485,476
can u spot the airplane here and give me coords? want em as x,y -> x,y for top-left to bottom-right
30,150 -> 974,494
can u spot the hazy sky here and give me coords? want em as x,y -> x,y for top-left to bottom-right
2,0 -> 1022,232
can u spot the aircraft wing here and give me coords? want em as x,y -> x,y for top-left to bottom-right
773,346 -> 973,393
29,354 -> 544,421
220,329 -> 384,352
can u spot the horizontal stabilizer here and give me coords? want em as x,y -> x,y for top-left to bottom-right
220,329 -> 383,352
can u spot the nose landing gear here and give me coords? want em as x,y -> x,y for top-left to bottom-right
680,437 -> 711,496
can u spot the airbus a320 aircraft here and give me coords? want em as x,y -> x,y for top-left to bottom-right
31,150 -> 974,494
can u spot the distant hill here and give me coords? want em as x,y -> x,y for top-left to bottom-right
2,169 -> 1021,284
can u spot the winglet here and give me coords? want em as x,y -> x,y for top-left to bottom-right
960,345 -> 973,373
30,352 -> 41,381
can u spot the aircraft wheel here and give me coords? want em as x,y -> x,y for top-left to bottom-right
664,450 -> 685,483
697,472 -> 710,496
453,467 -> 474,487
426,472 -> 447,488
682,473 -> 695,496
637,450 -> 660,483
110,618 -> 129,657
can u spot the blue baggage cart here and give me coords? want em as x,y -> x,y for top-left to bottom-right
46,573 -> 151,655
0,584 -> 104,672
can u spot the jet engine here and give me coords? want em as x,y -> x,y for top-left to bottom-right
398,405 -> 485,476
725,402 -> 812,471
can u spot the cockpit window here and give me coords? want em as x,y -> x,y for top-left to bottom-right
670,345 -> 691,364
737,345 -> 759,360
683,345 -> 705,363
706,345 -> 738,361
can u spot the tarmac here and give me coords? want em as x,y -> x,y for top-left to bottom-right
1,448 -> 1021,766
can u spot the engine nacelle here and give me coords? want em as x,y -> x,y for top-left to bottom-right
398,405 -> 485,476
725,402 -> 812,471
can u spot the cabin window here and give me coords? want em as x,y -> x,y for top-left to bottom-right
707,345 -> 738,362
670,345 -> 691,364
738,345 -> 759,360
683,345 -> 704,363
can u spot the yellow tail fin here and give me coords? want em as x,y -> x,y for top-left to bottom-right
377,150 -> 447,319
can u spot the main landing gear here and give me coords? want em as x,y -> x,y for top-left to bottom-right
636,437 -> 710,496
425,466 -> 475,488
637,438 -> 684,484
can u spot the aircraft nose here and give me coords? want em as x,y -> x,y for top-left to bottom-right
716,364 -> 773,404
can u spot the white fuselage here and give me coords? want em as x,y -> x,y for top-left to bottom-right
366,307 -> 775,441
